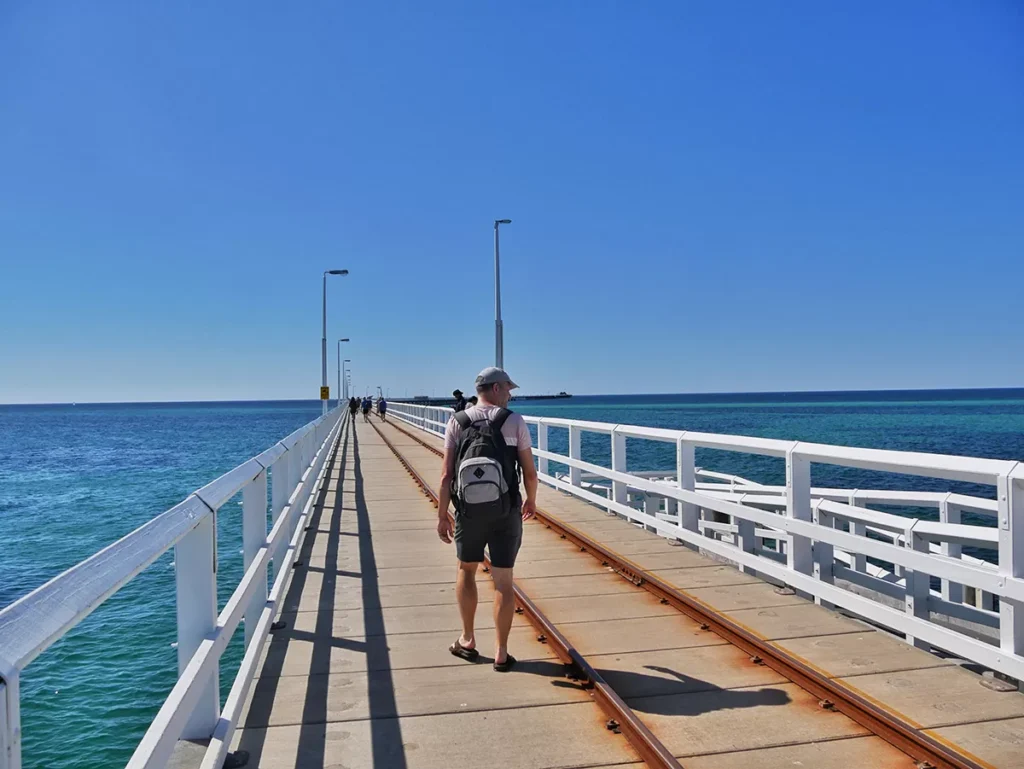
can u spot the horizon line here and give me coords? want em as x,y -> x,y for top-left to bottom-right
3,384 -> 1023,407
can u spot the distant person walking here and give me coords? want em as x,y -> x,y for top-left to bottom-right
361,396 -> 371,422
452,389 -> 467,413
377,396 -> 388,422
348,397 -> 359,419
437,367 -> 538,672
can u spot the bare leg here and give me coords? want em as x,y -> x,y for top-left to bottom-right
456,561 -> 479,649
491,566 -> 515,664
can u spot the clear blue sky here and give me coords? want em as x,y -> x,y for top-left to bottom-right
1,1 -> 1021,403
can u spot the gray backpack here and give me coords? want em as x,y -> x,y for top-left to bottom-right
451,409 -> 519,517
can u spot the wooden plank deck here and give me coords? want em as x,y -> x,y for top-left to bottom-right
231,419 -> 640,769
227,417 -> 1024,769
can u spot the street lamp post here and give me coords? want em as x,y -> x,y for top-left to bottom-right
493,219 -> 512,368
336,339 -> 350,407
341,357 -> 351,403
322,269 -> 349,414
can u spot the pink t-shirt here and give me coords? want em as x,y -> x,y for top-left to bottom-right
443,406 -> 532,455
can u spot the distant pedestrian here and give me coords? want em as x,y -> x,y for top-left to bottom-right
348,397 -> 359,418
468,396 -> 478,406
437,367 -> 537,673
377,396 -> 388,422
361,396 -> 371,421
452,389 -> 467,413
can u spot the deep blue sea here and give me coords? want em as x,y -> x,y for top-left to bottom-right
2,390 -> 1024,768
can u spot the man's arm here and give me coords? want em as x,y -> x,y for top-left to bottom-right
437,446 -> 456,542
518,446 -> 538,520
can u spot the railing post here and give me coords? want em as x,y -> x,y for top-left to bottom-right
939,493 -> 963,604
785,446 -> 813,580
812,500 -> 834,606
174,510 -> 219,738
676,437 -> 698,536
242,469 -> 269,649
0,674 -> 21,769
270,450 -> 292,578
536,421 -> 549,476
848,491 -> 868,573
998,468 -> 1024,662
734,493 -> 757,574
905,523 -> 931,650
610,428 -> 627,514
568,426 -> 582,487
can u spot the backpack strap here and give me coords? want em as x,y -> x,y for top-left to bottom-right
489,407 -> 513,431
454,411 -> 472,429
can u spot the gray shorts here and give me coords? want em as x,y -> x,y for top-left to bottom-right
454,505 -> 522,568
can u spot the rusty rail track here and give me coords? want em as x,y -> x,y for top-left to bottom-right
381,415 -> 987,769
368,418 -> 682,769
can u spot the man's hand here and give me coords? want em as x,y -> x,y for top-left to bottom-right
521,499 -> 537,521
437,515 -> 454,544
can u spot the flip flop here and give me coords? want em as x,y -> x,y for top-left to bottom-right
493,654 -> 516,672
449,639 -> 479,661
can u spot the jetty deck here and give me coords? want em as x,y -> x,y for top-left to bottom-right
227,418 -> 1024,769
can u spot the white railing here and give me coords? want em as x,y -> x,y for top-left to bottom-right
0,407 -> 347,769
387,401 -> 1024,682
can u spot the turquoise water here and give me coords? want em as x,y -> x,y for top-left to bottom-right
2,391 -> 1024,768
1,401 -> 323,769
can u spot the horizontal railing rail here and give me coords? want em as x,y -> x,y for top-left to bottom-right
386,401 -> 1024,683
0,407 -> 347,769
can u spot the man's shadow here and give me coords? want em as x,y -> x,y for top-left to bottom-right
483,658 -> 790,716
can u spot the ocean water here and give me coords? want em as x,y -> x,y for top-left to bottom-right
0,401 -> 323,769
3,390 -> 1024,767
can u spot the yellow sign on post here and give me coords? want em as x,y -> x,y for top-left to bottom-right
320,386 -> 330,400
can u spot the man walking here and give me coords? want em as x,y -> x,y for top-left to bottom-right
452,389 -> 467,413
377,395 -> 388,422
437,367 -> 537,671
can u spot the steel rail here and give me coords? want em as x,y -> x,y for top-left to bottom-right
383,416 -> 988,769
367,419 -> 682,769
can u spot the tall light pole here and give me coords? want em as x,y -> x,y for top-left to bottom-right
341,358 -> 351,402
322,269 -> 349,414
336,340 -> 349,406
493,219 -> 511,368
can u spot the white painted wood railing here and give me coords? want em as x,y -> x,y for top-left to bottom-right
387,401 -> 1024,683
0,408 -> 347,769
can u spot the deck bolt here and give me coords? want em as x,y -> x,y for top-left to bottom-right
515,607 -> 524,614
580,546 -> 586,552
605,719 -> 619,731
482,566 -> 490,573
750,655 -> 764,665
660,598 -> 669,604
819,699 -> 836,711
601,561 -> 609,567
537,634 -> 547,643
700,623 -> 710,631
560,534 -> 567,539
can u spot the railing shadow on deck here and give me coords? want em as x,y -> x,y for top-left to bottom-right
239,420 -> 409,768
